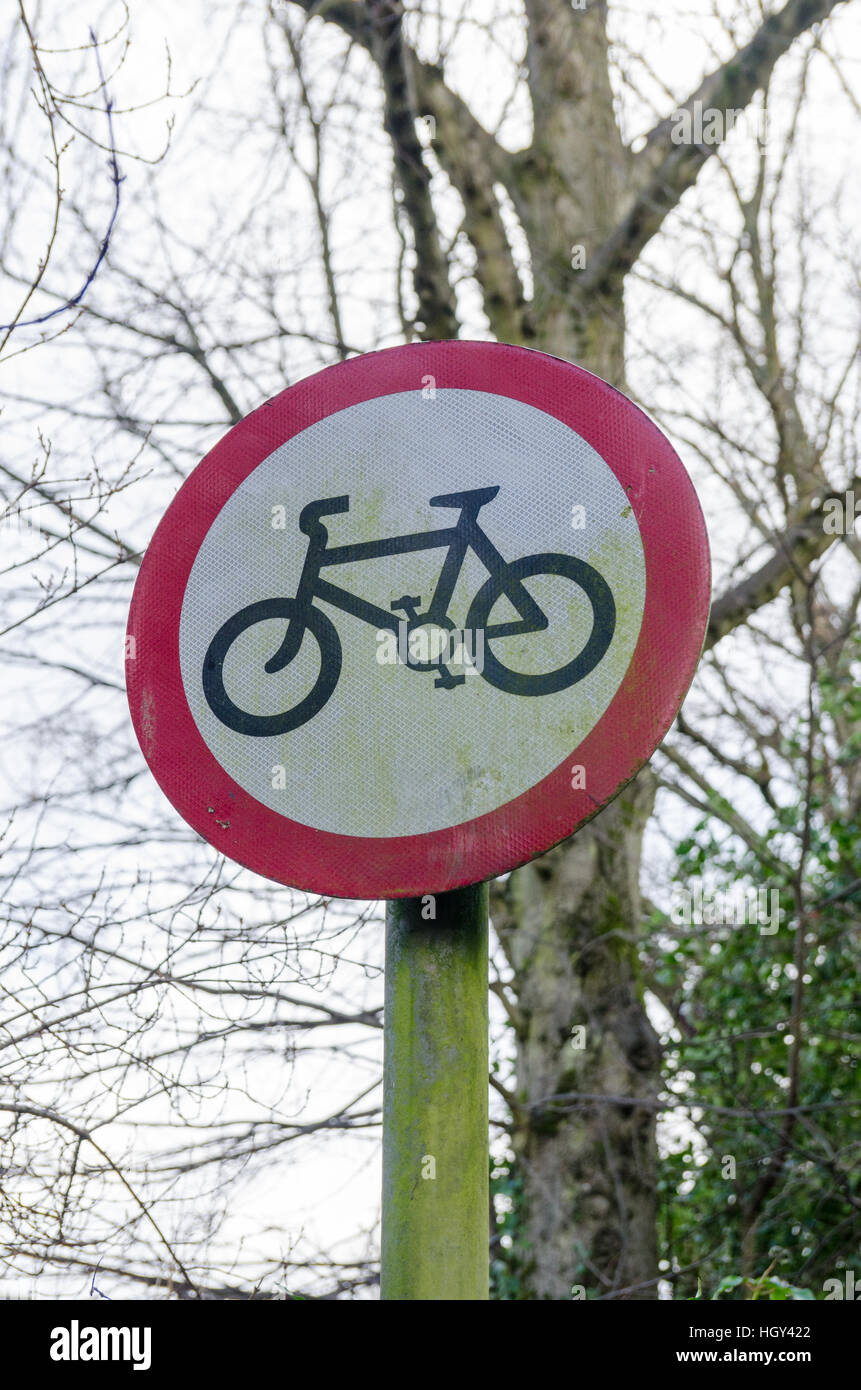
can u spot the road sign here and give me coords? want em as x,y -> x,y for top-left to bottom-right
126,341 -> 710,899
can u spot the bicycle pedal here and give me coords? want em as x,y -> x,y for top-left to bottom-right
391,594 -> 422,617
434,669 -> 466,690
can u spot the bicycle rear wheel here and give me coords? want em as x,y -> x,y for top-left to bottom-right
466,553 -> 615,696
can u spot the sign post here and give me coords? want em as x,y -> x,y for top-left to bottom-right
382,885 -> 488,1301
126,340 -> 710,1300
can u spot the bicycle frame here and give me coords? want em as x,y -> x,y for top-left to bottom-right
293,487 -> 547,639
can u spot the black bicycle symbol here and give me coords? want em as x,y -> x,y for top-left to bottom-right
202,486 -> 616,736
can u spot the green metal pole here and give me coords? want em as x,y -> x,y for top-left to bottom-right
381,883 -> 489,1301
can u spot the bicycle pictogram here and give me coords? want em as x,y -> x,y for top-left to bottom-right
202,486 -> 616,736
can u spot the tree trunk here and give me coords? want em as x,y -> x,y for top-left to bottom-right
492,3 -> 662,1299
495,773 -> 661,1299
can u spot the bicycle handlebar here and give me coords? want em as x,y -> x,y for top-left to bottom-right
299,494 -> 350,542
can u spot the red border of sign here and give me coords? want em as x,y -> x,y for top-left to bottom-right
126,342 -> 710,899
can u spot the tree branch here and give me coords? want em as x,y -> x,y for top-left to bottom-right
580,0 -> 845,300
366,0 -> 458,338
412,64 -> 530,342
706,489 -> 856,648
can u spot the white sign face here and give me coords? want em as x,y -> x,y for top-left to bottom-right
127,341 -> 710,898
178,389 -> 646,838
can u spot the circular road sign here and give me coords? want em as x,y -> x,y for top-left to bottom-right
126,341 -> 710,899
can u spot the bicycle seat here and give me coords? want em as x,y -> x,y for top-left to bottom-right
429,486 -> 500,510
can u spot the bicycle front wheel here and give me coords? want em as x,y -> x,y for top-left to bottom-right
466,552 -> 615,697
202,598 -> 341,736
